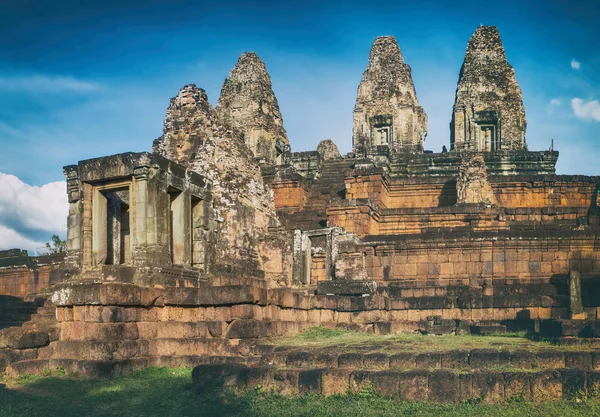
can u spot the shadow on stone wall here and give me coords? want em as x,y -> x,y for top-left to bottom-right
438,179 -> 457,207
0,295 -> 42,330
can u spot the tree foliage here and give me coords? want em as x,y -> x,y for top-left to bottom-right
45,234 -> 66,254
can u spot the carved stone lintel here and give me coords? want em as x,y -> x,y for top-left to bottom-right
134,165 -> 151,181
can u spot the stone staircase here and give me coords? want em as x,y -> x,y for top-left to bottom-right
0,297 -> 58,373
193,342 -> 600,402
0,295 -> 45,330
281,159 -> 354,230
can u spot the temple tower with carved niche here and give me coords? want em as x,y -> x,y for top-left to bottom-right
451,26 -> 527,151
216,52 -> 289,166
353,36 -> 427,153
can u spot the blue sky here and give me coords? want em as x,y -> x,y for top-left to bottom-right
0,0 -> 598,250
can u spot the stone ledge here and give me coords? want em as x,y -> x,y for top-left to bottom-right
316,280 -> 377,296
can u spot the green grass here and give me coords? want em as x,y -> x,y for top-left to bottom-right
269,326 -> 595,353
1,367 -> 600,417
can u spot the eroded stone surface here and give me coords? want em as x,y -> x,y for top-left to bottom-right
316,139 -> 341,161
216,52 -> 289,166
154,85 -> 280,274
353,36 -> 427,153
456,153 -> 496,205
451,26 -> 526,151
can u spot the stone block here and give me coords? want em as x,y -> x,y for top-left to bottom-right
397,370 -> 428,401
428,370 -> 459,402
287,351 -> 313,367
440,350 -> 469,369
338,353 -> 363,368
469,349 -> 499,368
316,280 -> 377,296
458,373 -> 474,401
0,328 -> 49,349
530,370 -> 562,401
503,372 -> 532,402
270,369 -> 303,396
225,319 -> 267,339
363,352 -> 389,369
312,352 -> 338,367
472,370 -> 504,403
559,369 -> 587,398
510,350 -> 536,369
416,352 -> 441,369
192,363 -> 248,395
564,352 -> 593,370
349,370 -> 372,393
299,369 -> 323,394
535,350 -> 564,369
322,369 -> 350,396
587,371 -> 600,395
371,371 -> 400,397
389,352 -> 416,369
83,323 -> 139,342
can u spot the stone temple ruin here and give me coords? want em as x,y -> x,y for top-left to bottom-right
1,26 -> 600,402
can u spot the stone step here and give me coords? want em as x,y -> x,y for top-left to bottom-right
46,340 -> 149,361
0,347 -> 40,372
34,306 -> 56,316
471,324 -> 508,335
4,357 -> 153,378
0,322 -> 23,330
0,327 -> 50,350
253,347 -> 599,372
4,354 -> 256,377
0,312 -> 36,322
192,363 -> 600,402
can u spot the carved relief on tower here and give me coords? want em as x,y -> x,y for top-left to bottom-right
451,26 -> 527,151
352,36 -> 427,153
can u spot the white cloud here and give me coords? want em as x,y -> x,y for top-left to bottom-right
0,225 -> 45,253
549,98 -> 561,106
0,173 -> 67,252
571,58 -> 581,70
571,98 -> 600,121
0,74 -> 100,94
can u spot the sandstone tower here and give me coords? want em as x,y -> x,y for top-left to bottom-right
353,36 -> 427,153
216,52 -> 289,166
153,84 -> 278,273
451,26 -> 527,151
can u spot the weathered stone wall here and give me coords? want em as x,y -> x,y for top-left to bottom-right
456,153 -> 496,205
154,85 -> 285,276
0,251 -> 64,297
353,36 -> 427,152
263,166 -> 310,213
216,52 -> 289,166
316,139 -> 341,161
343,173 -> 597,211
451,26 -> 526,151
364,234 -> 599,283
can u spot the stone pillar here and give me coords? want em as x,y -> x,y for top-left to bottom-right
63,165 -> 83,270
107,193 -> 122,265
292,230 -> 304,285
569,270 -> 585,320
133,165 -> 150,247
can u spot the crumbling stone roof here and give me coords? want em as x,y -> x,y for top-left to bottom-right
353,36 -> 427,152
316,139 -> 341,161
216,52 -> 288,164
452,26 -> 526,150
355,36 -> 420,109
